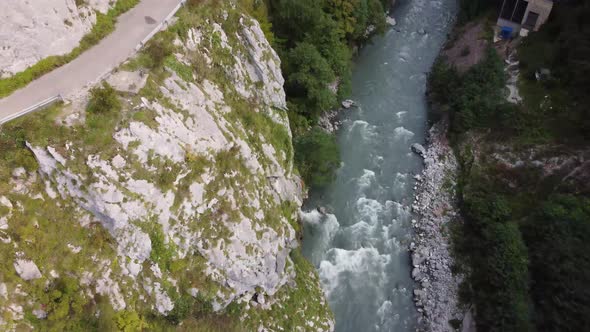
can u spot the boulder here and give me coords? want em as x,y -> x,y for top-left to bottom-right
386,16 -> 397,26
33,309 -> 47,319
411,267 -> 422,279
412,252 -> 426,266
342,99 -> 355,109
424,157 -> 435,168
411,143 -> 426,156
14,259 -> 42,280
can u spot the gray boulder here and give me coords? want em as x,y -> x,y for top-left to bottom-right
411,143 -> 426,157
342,99 -> 355,109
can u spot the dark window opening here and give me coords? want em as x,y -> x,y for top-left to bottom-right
513,0 -> 529,23
499,0 -> 529,24
523,12 -> 540,29
500,0 -> 518,20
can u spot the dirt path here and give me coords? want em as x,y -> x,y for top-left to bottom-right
442,22 -> 489,73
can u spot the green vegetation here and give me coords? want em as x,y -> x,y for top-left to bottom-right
456,177 -> 532,331
294,127 -> 340,188
87,82 -> 121,114
518,0 -> 590,142
284,42 -> 337,120
523,195 -> 590,331
457,0 -> 500,24
429,47 -> 507,133
145,32 -> 176,69
430,1 -> 590,331
266,0 -> 388,189
0,0 -> 140,98
243,250 -> 334,331
114,310 -> 146,331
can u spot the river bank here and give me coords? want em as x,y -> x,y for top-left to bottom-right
410,120 -> 468,332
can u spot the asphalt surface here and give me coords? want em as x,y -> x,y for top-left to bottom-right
0,0 -> 182,122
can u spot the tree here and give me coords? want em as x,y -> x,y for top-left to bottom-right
474,222 -> 531,332
114,310 -> 144,332
294,127 -> 340,188
523,195 -> 590,332
268,0 -> 327,47
284,42 -> 336,120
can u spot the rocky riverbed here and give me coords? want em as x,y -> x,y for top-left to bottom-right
409,121 -> 468,332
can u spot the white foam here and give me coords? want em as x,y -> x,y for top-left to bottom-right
356,197 -> 383,226
319,247 -> 391,298
393,126 -> 415,142
377,300 -> 394,327
357,169 -> 376,194
388,201 -> 411,223
391,173 -> 408,198
300,209 -> 340,264
341,221 -> 374,248
348,120 -> 376,142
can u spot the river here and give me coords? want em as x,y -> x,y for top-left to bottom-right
300,0 -> 457,331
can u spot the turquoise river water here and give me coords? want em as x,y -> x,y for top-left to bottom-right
301,0 -> 457,331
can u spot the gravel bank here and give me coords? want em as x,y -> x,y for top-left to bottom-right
409,121 -> 467,332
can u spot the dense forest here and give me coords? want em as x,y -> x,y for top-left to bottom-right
429,0 -> 590,331
265,0 -> 390,189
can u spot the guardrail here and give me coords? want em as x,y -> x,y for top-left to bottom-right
1,0 -> 187,126
135,0 -> 187,51
0,95 -> 63,125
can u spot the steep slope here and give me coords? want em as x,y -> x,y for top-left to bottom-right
0,2 -> 333,331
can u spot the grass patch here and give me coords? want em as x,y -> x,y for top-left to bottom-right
164,56 -> 194,83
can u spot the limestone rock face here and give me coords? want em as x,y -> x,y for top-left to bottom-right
0,0 -> 113,77
0,5 -> 334,331
26,16 -> 301,309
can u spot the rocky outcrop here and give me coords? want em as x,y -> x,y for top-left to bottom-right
0,0 -> 114,77
0,5 -> 334,331
318,100 -> 357,133
410,122 -> 465,331
13,259 -> 42,281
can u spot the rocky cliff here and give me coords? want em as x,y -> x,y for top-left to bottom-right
0,2 -> 333,330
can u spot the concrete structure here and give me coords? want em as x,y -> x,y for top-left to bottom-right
497,0 -> 554,37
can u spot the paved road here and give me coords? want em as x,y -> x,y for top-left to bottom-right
0,0 -> 182,122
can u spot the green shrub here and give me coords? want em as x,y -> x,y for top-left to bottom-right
474,222 -> 530,332
294,127 -> 340,189
114,310 -> 144,332
428,47 -> 506,134
523,195 -> 590,331
87,82 -> 121,114
284,42 -> 336,121
428,59 -> 460,106
144,31 -> 175,69
457,0 -> 499,24
148,223 -> 176,271
166,295 -> 194,325
455,170 -> 532,332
